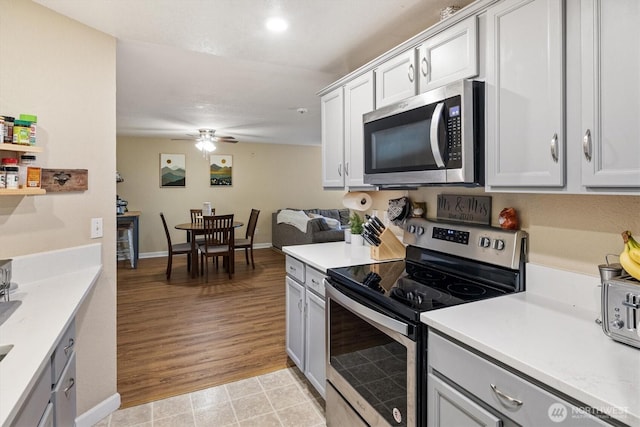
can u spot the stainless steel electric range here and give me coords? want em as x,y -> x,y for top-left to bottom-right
324,217 -> 528,427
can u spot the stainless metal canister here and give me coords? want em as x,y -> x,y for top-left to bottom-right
598,254 -> 623,283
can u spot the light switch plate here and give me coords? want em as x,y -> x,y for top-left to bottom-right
91,218 -> 103,238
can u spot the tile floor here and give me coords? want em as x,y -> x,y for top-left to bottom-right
94,367 -> 326,427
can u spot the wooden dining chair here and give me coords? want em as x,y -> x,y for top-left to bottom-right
189,208 -> 215,244
198,214 -> 235,281
160,212 -> 192,280
234,209 -> 260,269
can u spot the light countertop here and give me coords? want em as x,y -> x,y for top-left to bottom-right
0,244 -> 102,426
422,265 -> 640,426
282,241 -> 400,272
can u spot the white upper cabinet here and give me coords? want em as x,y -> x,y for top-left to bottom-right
374,49 -> 417,108
485,0 -> 565,188
417,16 -> 479,93
344,71 -> 375,189
580,0 -> 640,188
321,87 -> 344,188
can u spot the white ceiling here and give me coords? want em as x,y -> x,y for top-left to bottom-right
34,0 -> 472,145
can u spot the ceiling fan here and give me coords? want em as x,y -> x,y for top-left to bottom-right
172,129 -> 237,154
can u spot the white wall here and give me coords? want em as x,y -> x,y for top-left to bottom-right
116,137 -> 348,253
409,187 -> 640,276
0,0 -> 117,416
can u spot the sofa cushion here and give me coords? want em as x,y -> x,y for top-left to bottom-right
315,208 -> 350,226
308,213 -> 341,230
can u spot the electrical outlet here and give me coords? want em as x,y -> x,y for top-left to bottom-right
91,218 -> 103,238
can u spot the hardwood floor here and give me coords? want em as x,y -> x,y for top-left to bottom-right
116,248 -> 292,408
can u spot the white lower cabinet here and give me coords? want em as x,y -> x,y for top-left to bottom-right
11,320 -> 76,427
304,290 -> 325,396
285,276 -> 305,368
285,256 -> 326,398
429,374 -> 501,427
11,363 -> 52,427
428,330 -> 611,427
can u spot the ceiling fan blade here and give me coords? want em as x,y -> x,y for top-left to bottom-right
215,136 -> 237,143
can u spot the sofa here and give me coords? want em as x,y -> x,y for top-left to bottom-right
272,208 -> 350,250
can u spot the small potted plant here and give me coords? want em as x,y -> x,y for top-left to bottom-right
348,212 -> 364,245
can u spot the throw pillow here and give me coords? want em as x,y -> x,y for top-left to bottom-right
338,208 -> 350,226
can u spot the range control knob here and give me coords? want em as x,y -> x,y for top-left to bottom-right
492,239 -> 505,250
416,226 -> 425,236
479,237 -> 491,248
610,319 -> 624,330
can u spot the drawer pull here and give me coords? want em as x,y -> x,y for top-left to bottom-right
490,383 -> 523,407
64,338 -> 75,356
64,378 -> 75,398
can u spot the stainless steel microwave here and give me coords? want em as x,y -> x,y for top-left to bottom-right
363,79 -> 484,187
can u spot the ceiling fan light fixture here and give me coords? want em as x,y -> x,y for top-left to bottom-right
195,137 -> 216,155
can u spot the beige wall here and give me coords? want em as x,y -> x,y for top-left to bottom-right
410,188 -> 640,276
0,0 -> 117,416
116,137 -> 349,253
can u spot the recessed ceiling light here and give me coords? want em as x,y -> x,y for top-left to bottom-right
266,17 -> 288,32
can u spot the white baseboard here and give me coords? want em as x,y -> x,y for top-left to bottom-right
75,393 -> 121,427
140,243 -> 274,259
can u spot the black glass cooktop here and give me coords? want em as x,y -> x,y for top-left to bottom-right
327,257 -> 514,322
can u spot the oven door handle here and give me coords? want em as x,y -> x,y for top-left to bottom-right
325,280 -> 409,337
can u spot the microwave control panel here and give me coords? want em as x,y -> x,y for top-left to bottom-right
446,99 -> 462,167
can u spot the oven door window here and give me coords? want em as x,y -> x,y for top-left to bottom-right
329,298 -> 410,426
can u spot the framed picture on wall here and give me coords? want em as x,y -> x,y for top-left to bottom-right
160,153 -> 186,187
210,155 -> 232,186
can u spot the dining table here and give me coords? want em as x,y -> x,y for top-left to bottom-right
175,220 -> 244,278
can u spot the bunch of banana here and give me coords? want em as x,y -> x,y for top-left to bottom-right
620,231 -> 640,281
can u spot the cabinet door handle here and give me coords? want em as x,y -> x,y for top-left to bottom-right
345,162 -> 349,176
408,64 -> 415,83
64,377 -> 75,398
490,383 -> 523,407
583,129 -> 592,162
421,57 -> 429,77
64,338 -> 75,356
338,164 -> 342,177
297,299 -> 303,312
550,133 -> 559,163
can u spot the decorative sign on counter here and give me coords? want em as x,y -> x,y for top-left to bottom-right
436,194 -> 491,225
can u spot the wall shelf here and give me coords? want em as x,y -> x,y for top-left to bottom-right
0,188 -> 46,196
0,144 -> 45,195
0,143 -> 43,153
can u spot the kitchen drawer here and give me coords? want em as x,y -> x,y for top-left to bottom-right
285,256 -> 305,283
51,352 -> 76,427
51,320 -> 75,384
305,267 -> 326,298
429,331 -> 611,427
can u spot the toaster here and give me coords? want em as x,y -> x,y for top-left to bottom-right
601,275 -> 640,348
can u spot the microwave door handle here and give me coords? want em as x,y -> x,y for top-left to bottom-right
430,102 -> 446,168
